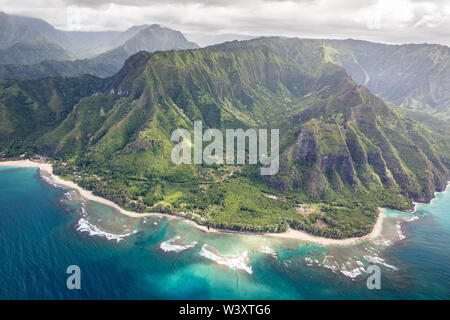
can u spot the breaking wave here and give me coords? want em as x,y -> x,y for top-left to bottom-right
160,236 -> 198,253
259,246 -> 277,258
39,173 -> 62,189
199,244 -> 253,274
76,218 -> 136,243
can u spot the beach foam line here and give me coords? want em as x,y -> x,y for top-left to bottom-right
395,221 -> 406,240
412,181 -> 450,208
63,191 -> 73,201
430,181 -> 450,205
0,160 -> 387,246
267,209 -> 384,245
39,173 -> 64,189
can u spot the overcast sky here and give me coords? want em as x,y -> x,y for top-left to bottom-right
1,0 -> 450,46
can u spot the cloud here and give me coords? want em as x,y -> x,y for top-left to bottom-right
1,0 -> 450,45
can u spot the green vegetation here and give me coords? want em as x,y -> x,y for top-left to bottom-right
1,37 -> 448,238
324,39 -> 450,122
0,35 -> 74,65
0,25 -> 198,80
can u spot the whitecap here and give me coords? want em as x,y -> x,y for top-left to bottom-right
363,255 -> 398,270
39,174 -> 62,189
63,191 -> 73,200
323,263 -> 339,272
199,244 -> 253,274
372,239 -> 393,246
259,246 -> 277,258
406,216 -> 420,222
340,267 -> 365,279
396,222 -> 406,240
76,218 -> 134,243
159,236 -> 197,253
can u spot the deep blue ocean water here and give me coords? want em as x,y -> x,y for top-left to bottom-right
0,167 -> 449,299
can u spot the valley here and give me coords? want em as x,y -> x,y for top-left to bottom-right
1,37 -> 448,239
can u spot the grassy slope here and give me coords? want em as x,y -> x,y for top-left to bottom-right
324,39 -> 450,122
1,38 -> 449,238
0,26 -> 198,80
0,36 -> 75,65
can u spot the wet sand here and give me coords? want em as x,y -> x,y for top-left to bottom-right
1,160 -> 385,245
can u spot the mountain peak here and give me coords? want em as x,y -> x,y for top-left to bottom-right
0,37 -> 448,237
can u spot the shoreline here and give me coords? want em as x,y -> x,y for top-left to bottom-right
0,160 -> 215,231
266,209 -> 384,245
1,159 -> 386,245
409,181 -> 450,213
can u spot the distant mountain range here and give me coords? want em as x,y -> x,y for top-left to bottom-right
0,11 -> 449,238
0,11 -> 132,59
0,12 -> 198,78
324,39 -> 450,122
1,38 -> 448,238
185,33 -> 257,47
1,11 -> 449,123
0,35 -> 75,65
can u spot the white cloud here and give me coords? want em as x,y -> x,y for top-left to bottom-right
1,0 -> 450,45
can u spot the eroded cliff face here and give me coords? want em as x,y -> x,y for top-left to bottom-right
267,81 -> 449,204
1,37 -> 448,215
324,39 -> 450,122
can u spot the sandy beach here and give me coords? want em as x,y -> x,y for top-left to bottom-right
0,160 -> 384,245
0,160 -> 219,232
267,210 -> 384,245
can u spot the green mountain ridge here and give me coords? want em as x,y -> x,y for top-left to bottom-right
324,39 -> 450,121
1,37 -> 448,238
0,25 -> 198,80
0,35 -> 75,65
0,12 -> 197,68
91,25 -> 199,71
0,11 -> 59,50
1,12 -> 449,125
0,12 -> 140,58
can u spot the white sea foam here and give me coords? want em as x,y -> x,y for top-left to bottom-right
372,239 -> 393,246
80,206 -> 87,217
304,257 -> 314,266
199,244 -> 253,274
396,222 -> 406,240
259,246 -> 277,258
63,191 -> 73,200
160,236 -> 197,253
305,246 -> 398,278
39,173 -> 62,188
304,255 -> 366,278
363,255 -> 398,270
76,218 -> 135,243
323,263 -> 339,272
321,256 -> 339,272
428,182 -> 449,205
340,267 -> 365,279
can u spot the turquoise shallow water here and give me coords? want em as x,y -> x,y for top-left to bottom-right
0,167 -> 449,299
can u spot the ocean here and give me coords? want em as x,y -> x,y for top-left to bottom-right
0,166 -> 449,299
